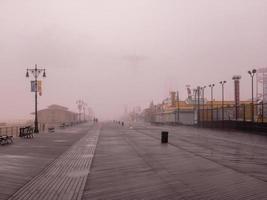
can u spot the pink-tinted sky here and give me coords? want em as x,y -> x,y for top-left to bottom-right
0,0 -> 266,121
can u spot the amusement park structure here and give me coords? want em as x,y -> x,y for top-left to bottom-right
256,68 -> 267,116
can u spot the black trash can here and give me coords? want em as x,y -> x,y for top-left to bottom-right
161,131 -> 168,143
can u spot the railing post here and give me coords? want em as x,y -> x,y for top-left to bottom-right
243,104 -> 246,122
216,106 -> 219,121
261,101 -> 264,123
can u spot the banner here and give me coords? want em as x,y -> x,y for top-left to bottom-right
31,81 -> 36,92
31,80 -> 42,96
38,80 -> 42,96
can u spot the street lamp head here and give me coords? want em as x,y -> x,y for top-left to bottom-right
26,70 -> 29,78
209,84 -> 215,87
43,70 -> 46,78
248,69 -> 257,77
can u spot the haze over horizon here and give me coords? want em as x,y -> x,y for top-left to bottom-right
0,0 -> 266,121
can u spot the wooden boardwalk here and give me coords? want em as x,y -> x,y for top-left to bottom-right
8,126 -> 99,200
83,123 -> 267,200
0,124 -> 96,200
1,122 -> 267,199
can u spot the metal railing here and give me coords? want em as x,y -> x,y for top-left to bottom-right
198,103 -> 267,123
197,102 -> 267,132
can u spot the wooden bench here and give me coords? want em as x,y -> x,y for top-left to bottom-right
19,126 -> 34,138
0,135 -> 13,145
48,127 -> 55,133
59,123 -> 66,128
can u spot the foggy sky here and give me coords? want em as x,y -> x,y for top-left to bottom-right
0,0 -> 267,121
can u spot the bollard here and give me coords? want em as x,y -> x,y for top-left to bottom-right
161,131 -> 168,143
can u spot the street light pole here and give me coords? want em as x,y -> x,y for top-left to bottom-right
201,86 -> 206,122
197,86 -> 201,125
193,88 -> 197,124
26,64 -> 46,133
76,100 -> 84,122
248,69 -> 257,122
83,102 -> 87,121
209,84 -> 215,121
176,91 -> 180,123
219,81 -> 226,121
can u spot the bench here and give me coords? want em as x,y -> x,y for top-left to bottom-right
0,135 -> 13,145
59,123 -> 66,128
48,127 -> 55,133
19,126 -> 34,138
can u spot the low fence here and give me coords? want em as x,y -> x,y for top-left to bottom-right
0,123 -> 47,137
199,120 -> 267,133
146,102 -> 267,132
198,103 -> 267,123
0,126 -> 23,137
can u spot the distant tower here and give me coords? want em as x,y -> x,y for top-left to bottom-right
232,75 -> 241,119
170,91 -> 176,107
186,85 -> 192,99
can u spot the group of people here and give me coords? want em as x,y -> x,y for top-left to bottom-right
93,118 -> 98,123
113,120 -> 124,126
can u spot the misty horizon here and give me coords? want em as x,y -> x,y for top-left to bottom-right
0,0 -> 266,121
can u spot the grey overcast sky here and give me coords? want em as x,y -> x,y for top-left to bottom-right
0,0 -> 266,120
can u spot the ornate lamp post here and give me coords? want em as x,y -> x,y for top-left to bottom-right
26,64 -> 46,133
248,69 -> 257,122
82,102 -> 87,121
76,100 -> 88,122
76,100 -> 83,122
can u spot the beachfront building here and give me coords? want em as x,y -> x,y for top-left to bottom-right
144,91 -> 253,125
37,104 -> 78,128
